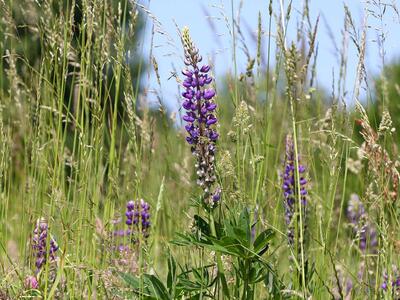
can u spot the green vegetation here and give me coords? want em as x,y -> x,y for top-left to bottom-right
1,0 -> 400,299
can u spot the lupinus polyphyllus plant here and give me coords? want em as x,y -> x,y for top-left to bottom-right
31,218 -> 59,274
346,194 -> 378,253
125,199 -> 151,239
112,199 -> 151,240
110,200 -> 151,273
382,267 -> 400,298
282,135 -> 307,245
24,275 -> 39,290
180,27 -> 220,207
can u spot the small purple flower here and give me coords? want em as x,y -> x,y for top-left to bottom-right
31,218 -> 58,274
346,194 -> 378,253
180,27 -> 220,207
347,194 -> 366,225
125,199 -> 151,239
381,267 -> 400,297
282,135 -> 307,245
24,275 -> 39,289
108,200 -> 151,273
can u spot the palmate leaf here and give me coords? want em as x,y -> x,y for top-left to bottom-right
119,273 -> 156,299
238,208 -> 251,247
193,215 -> 211,236
175,264 -> 216,298
253,229 -> 275,255
170,232 -> 211,247
144,274 -> 171,300
174,212 -> 275,260
170,233 -> 193,246
264,269 -> 288,299
208,236 -> 245,257
223,208 -> 253,251
248,262 -> 271,284
119,272 -> 171,300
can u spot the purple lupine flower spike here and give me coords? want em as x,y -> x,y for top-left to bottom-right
282,135 -> 307,245
180,27 -> 220,207
346,194 -> 378,253
381,266 -> 400,297
108,200 -> 151,273
31,218 -> 58,274
125,199 -> 150,239
24,275 -> 39,289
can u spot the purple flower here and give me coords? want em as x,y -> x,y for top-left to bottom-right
346,194 -> 378,253
282,135 -> 307,245
31,218 -> 58,274
24,275 -> 39,289
107,200 -> 151,273
381,267 -> 400,296
125,199 -> 151,239
180,27 -> 220,207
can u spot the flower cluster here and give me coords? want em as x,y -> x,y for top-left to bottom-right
31,218 -> 59,274
282,135 -> 307,245
181,27 -> 220,206
125,199 -> 151,239
332,265 -> 354,300
346,194 -> 377,253
382,267 -> 400,297
24,275 -> 39,290
112,199 -> 151,240
108,200 -> 151,273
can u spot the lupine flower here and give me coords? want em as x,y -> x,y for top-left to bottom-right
31,218 -> 59,274
180,27 -> 220,207
282,135 -> 307,245
24,275 -> 39,289
109,200 -> 151,273
125,199 -> 151,239
346,194 -> 378,253
332,266 -> 353,300
381,267 -> 400,298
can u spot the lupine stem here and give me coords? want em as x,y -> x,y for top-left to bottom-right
209,213 -> 230,298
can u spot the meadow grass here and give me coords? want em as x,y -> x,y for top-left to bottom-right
1,0 -> 400,299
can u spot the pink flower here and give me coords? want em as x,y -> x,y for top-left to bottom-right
24,275 -> 39,289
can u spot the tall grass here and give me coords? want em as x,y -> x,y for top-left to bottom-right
1,0 -> 400,299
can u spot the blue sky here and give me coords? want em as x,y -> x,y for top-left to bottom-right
137,0 -> 400,112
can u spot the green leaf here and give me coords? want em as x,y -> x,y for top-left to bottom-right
144,274 -> 171,300
253,229 -> 275,254
238,208 -> 251,247
170,233 -> 193,246
119,273 -> 156,299
176,265 -> 214,294
224,220 -> 235,238
193,215 -> 211,236
232,227 -> 249,246
209,236 -> 245,257
119,272 -> 141,289
167,252 -> 177,295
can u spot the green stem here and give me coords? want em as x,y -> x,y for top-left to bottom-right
241,259 -> 250,300
210,212 -> 230,299
289,100 -> 307,296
